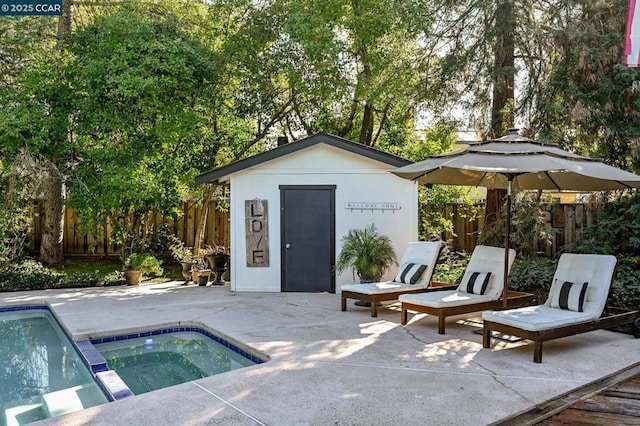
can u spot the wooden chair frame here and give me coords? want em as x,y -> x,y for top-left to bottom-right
341,282 -> 457,317
400,291 -> 535,334
483,307 -> 639,363
482,258 -> 640,363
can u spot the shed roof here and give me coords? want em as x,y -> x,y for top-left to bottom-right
195,132 -> 413,184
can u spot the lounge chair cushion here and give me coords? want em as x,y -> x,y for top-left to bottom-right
397,245 -> 516,309
482,305 -> 596,332
457,271 -> 492,295
342,281 -> 417,295
543,254 -> 616,317
393,262 -> 428,284
458,246 -> 516,300
399,290 -> 493,308
548,279 -> 588,312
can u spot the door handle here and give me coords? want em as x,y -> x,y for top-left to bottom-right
285,243 -> 291,249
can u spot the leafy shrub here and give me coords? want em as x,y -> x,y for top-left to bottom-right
432,249 -> 469,284
502,257 -> 557,304
59,270 -> 124,288
0,170 -> 30,269
479,192 -> 553,259
0,259 -> 62,291
147,224 -> 182,261
571,195 -> 640,256
610,258 -> 640,312
0,259 -> 125,291
126,253 -> 163,277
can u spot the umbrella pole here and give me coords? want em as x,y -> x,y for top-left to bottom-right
503,180 -> 512,309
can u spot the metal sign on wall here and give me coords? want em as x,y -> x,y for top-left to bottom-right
345,202 -> 401,211
0,0 -> 63,15
245,199 -> 269,267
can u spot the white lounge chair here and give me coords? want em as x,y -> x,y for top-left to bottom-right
399,245 -> 534,334
482,253 -> 639,363
340,241 -> 448,317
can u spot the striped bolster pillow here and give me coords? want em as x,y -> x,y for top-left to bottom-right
458,271 -> 492,295
393,262 -> 428,284
549,279 -> 588,312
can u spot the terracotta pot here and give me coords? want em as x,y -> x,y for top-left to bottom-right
124,269 -> 142,286
196,269 -> 211,286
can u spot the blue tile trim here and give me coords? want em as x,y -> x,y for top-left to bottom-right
75,340 -> 109,374
90,326 -> 266,364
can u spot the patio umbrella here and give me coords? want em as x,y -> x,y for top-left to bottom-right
392,128 -> 640,307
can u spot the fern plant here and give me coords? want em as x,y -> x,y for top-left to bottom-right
335,224 -> 397,282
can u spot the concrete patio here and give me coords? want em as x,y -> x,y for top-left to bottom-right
2,282 -> 638,426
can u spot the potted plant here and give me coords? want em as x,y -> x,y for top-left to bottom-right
122,253 -> 164,286
335,224 -> 397,306
170,241 -> 195,284
204,244 -> 230,285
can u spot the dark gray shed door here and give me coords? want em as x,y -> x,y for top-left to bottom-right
280,185 -> 335,292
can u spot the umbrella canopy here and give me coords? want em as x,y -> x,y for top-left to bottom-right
394,130 -> 640,191
393,129 -> 640,307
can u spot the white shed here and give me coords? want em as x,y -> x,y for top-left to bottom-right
195,132 -> 419,293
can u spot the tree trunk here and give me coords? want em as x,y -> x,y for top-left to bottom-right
490,0 -> 515,137
37,0 -> 73,265
194,185 -> 215,259
56,0 -> 72,52
39,172 -> 65,265
485,0 -> 515,233
359,101 -> 375,146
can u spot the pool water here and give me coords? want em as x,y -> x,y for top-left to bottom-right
0,309 -> 108,426
94,332 -> 257,395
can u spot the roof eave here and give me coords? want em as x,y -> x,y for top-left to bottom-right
196,132 -> 412,185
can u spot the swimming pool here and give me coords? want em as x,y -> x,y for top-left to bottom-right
93,329 -> 264,395
0,307 -> 108,426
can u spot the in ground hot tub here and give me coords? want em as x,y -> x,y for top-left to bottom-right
92,327 -> 266,395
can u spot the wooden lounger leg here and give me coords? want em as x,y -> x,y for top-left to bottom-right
533,341 -> 543,363
483,326 -> 491,348
341,295 -> 347,312
401,305 -> 408,325
438,313 -> 446,334
371,298 -> 378,317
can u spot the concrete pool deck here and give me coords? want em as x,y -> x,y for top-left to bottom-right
2,282 -> 638,426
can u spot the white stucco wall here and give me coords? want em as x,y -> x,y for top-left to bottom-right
226,143 -> 418,292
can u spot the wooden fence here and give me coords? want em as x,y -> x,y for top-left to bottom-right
28,201 -> 594,258
28,200 -> 230,257
439,203 -> 595,257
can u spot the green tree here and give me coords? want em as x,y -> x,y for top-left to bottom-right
0,2 -> 222,260
0,49 -> 75,265
65,4 -> 219,244
382,122 -> 478,241
531,0 -> 640,171
222,0 -> 439,155
0,0 -> 103,265
0,16 -> 56,89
